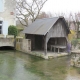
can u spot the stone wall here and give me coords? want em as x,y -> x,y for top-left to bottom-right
16,38 -> 31,52
0,35 -> 14,47
0,34 -> 31,53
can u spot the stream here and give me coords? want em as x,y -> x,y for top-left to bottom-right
0,51 -> 80,80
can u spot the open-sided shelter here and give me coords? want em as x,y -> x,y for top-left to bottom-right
23,17 -> 70,55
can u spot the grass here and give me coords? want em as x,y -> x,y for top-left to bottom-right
75,67 -> 80,74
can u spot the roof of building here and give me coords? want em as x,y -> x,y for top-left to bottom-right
23,17 -> 70,35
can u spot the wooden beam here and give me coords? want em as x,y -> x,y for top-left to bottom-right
44,36 -> 47,55
44,33 -> 51,55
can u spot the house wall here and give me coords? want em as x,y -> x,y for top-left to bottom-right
0,0 -> 16,36
46,19 -> 68,50
47,19 -> 67,38
26,34 -> 44,50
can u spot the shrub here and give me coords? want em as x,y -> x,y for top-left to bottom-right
8,25 -> 18,38
71,39 -> 78,47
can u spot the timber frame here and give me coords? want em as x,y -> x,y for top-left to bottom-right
24,17 -> 70,55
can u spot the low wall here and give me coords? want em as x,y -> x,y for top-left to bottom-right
0,35 -> 31,53
16,38 -> 31,52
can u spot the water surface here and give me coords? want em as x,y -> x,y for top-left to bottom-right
0,51 -> 80,80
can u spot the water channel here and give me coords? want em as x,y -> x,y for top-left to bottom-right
0,51 -> 80,80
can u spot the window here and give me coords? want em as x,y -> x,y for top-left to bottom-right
0,21 -> 3,34
0,26 -> 2,34
0,21 -> 2,24
0,0 -> 4,12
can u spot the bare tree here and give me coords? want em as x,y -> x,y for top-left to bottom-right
75,13 -> 80,38
68,13 -> 80,38
16,0 -> 48,26
37,12 -> 51,19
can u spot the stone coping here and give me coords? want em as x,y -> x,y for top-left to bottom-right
16,36 -> 23,39
0,34 -> 5,38
17,50 -> 69,59
6,35 -> 14,38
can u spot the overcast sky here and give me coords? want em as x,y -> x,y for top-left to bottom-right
42,0 -> 80,15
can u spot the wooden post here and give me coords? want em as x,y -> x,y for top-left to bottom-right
44,36 -> 47,55
44,38 -> 47,55
58,48 -> 59,53
44,33 -> 50,55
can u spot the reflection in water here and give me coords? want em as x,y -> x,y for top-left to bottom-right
0,51 -> 80,80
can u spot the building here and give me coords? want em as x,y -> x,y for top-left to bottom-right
23,17 -> 70,55
0,0 -> 16,36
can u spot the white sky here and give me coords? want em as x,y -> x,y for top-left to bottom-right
42,0 -> 80,15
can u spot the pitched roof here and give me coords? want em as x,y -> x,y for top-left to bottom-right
23,17 -> 69,35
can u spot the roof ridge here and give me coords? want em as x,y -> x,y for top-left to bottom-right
36,17 -> 59,20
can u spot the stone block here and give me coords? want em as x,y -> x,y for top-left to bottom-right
0,34 -> 5,38
6,35 -> 14,38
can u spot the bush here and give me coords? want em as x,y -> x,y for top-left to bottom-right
71,39 -> 78,47
8,25 -> 18,38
